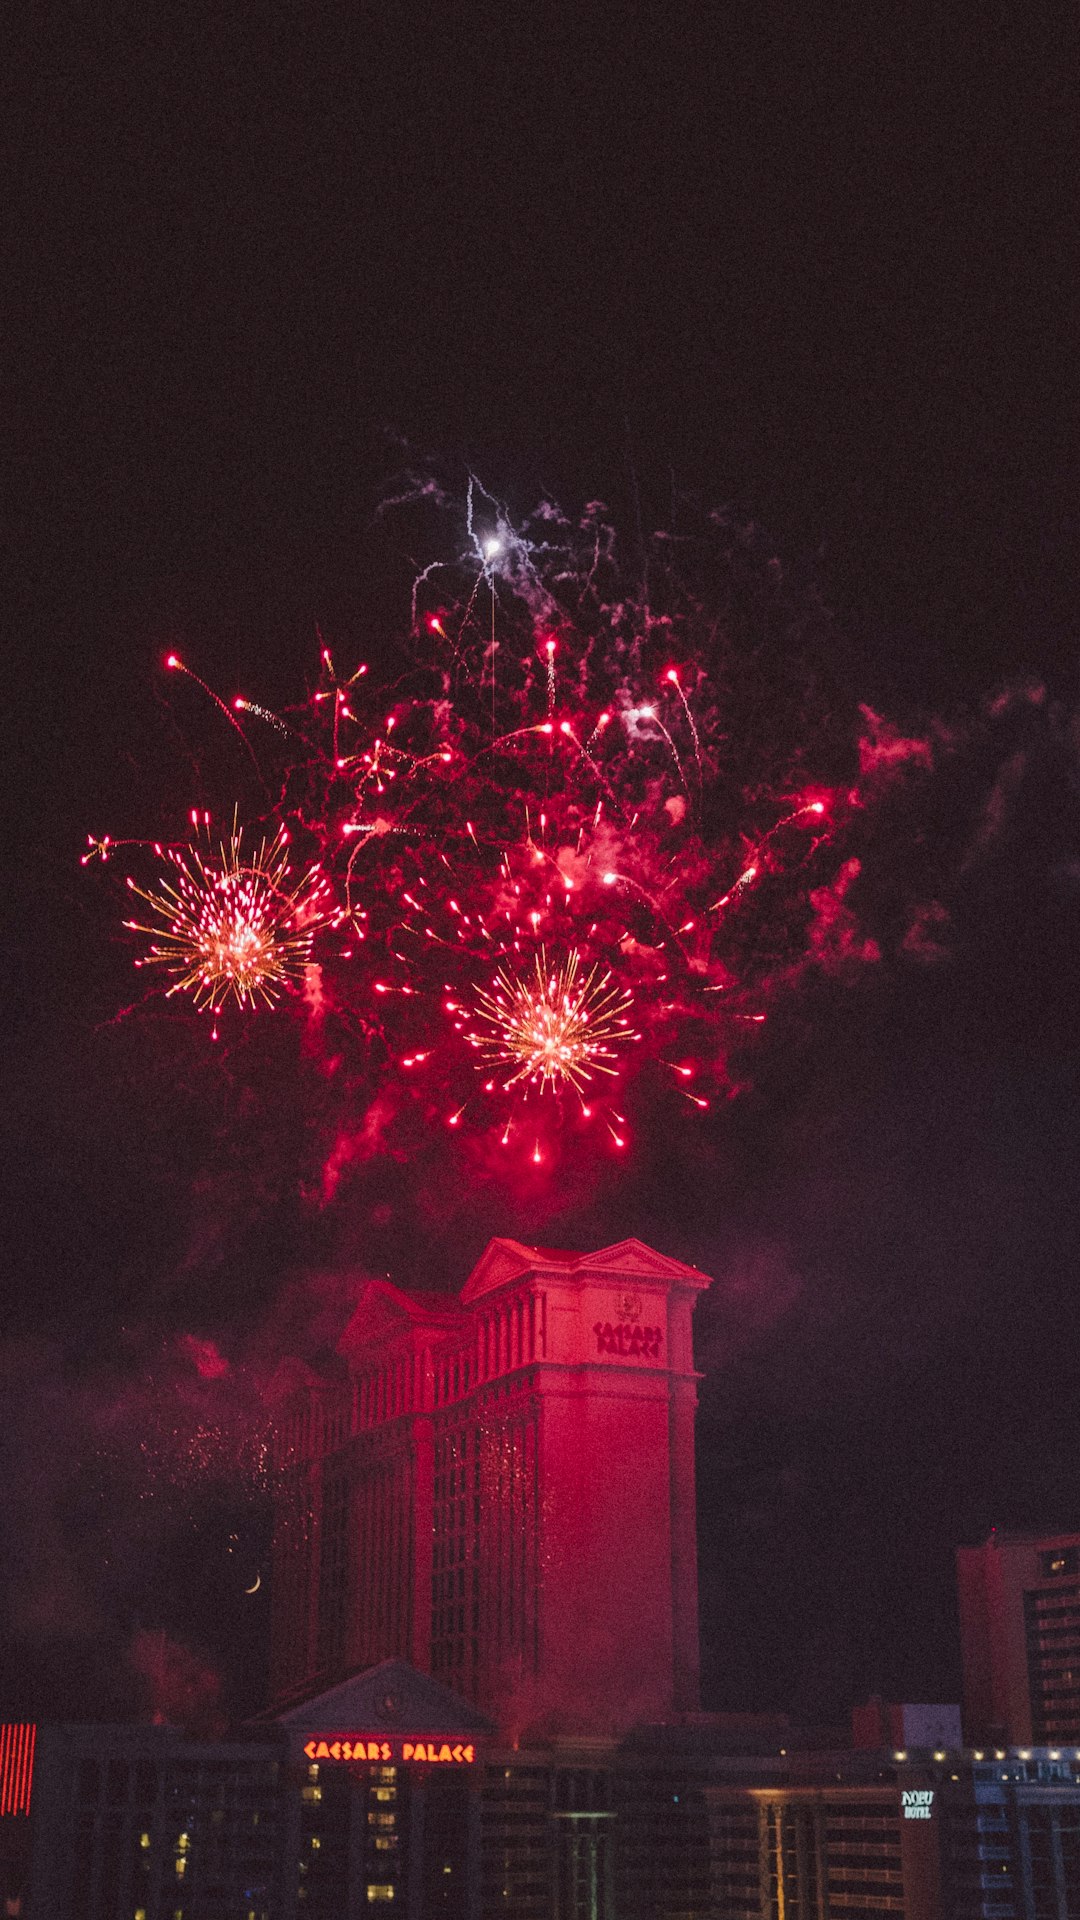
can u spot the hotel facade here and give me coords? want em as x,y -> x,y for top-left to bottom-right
14,1240 -> 1080,1917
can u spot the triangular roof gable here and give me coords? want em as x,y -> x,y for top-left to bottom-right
273,1659 -> 494,1734
577,1238 -> 710,1287
461,1235 -> 709,1303
337,1279 -> 461,1363
460,1237 -> 547,1301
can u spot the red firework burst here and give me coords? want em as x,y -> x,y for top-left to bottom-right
91,482 -> 870,1174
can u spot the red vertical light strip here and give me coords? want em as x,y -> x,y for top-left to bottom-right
0,1724 -> 36,1816
20,1724 -> 36,1813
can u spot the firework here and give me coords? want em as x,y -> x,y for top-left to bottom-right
123,816 -> 336,1012
92,480 -> 881,1179
465,948 -> 636,1097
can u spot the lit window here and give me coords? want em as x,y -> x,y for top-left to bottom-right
136,1911 -> 147,1920
374,1787 -> 396,1802
308,1764 -> 319,1782
178,1833 -> 190,1852
374,1836 -> 397,1851
311,1836 -> 321,1851
367,1887 -> 396,1902
1040,1548 -> 1078,1579
175,1858 -> 186,1877
140,1832 -> 151,1849
302,1786 -> 323,1804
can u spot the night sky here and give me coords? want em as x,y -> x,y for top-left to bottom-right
3,3 -> 1079,1729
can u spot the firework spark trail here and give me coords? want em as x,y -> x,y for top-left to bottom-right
709,864 -> 760,913
626,703 -> 686,789
165,655 -> 261,769
556,720 -> 609,789
664,669 -> 703,779
233,698 -> 291,736
707,802 -> 828,912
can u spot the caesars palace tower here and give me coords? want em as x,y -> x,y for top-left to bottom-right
269,1236 -> 710,1738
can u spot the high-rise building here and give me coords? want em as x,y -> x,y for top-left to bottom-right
708,1747 -> 1080,1920
957,1529 -> 1080,1745
271,1237 -> 711,1736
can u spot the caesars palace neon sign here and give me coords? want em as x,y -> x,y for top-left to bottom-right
303,1737 -> 476,1765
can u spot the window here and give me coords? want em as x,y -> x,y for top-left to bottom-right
1040,1548 -> 1079,1579
367,1887 -> 396,1902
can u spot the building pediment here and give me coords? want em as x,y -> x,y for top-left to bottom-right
461,1235 -> 709,1303
577,1239 -> 710,1287
272,1659 -> 494,1735
337,1280 -> 461,1363
460,1237 -> 550,1301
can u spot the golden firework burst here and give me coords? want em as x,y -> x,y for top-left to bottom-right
468,948 -> 636,1094
124,820 -> 334,1012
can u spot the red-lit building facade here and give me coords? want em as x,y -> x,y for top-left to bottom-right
270,1237 -> 710,1736
958,1530 -> 1080,1746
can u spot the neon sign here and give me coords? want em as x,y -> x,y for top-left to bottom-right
902,1789 -> 934,1820
303,1737 -> 476,1765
